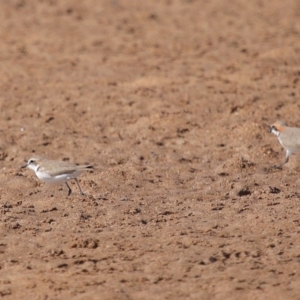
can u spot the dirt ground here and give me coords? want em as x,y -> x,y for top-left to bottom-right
1,0 -> 300,299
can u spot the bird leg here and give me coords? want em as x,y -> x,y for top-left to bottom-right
74,178 -> 85,196
273,150 -> 290,169
65,182 -> 72,196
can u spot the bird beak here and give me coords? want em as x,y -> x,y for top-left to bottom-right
21,162 -> 28,169
262,122 -> 273,133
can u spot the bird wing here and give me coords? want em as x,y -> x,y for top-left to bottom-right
38,161 -> 93,177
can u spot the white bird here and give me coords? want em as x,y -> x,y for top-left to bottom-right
22,156 -> 93,195
270,121 -> 300,168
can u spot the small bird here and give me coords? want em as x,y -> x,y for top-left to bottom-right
22,156 -> 93,196
270,121 -> 300,168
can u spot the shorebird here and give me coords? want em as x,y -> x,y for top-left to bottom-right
270,121 -> 300,168
22,156 -> 93,195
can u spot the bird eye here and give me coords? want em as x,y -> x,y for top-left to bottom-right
28,159 -> 35,164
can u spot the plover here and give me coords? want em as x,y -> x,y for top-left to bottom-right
22,156 -> 93,195
270,121 -> 300,168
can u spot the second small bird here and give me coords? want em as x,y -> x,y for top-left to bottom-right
270,121 -> 300,168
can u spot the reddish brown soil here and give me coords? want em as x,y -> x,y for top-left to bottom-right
1,0 -> 300,299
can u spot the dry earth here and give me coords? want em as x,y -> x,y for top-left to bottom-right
0,0 -> 300,299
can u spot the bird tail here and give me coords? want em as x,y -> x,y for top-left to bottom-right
80,165 -> 93,171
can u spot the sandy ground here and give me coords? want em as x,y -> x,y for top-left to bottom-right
1,0 -> 300,299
